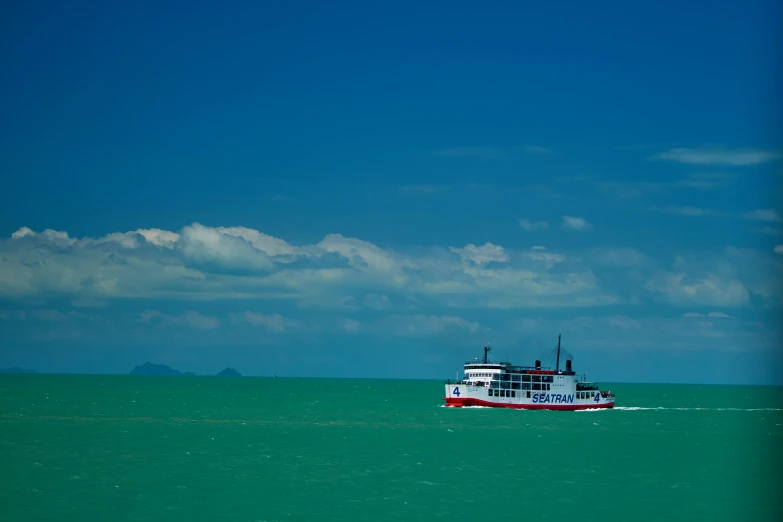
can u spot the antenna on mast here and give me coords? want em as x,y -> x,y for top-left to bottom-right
483,343 -> 491,364
556,334 -> 561,373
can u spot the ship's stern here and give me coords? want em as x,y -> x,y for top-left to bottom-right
443,383 -> 468,407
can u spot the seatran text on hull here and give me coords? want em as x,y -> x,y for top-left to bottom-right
443,335 -> 615,410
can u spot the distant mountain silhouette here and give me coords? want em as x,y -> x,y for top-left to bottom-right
216,367 -> 242,377
0,367 -> 36,374
130,362 -> 194,376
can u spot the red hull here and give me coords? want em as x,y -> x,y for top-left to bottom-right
443,397 -> 615,410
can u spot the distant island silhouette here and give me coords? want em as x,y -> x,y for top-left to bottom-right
129,361 -> 195,376
0,367 -> 36,374
129,362 -> 243,376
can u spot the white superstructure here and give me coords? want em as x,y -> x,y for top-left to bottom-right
443,335 -> 615,410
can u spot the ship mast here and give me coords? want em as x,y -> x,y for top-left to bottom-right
556,334 -> 561,373
483,344 -> 491,364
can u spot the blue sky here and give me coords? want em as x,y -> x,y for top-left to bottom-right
1,0 -> 781,384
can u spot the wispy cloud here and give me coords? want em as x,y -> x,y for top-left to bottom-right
557,174 -> 590,183
775,245 -> 783,255
561,216 -> 591,230
649,206 -> 725,217
650,147 -> 781,166
743,208 -> 782,223
519,219 -> 549,231
522,145 -> 553,154
598,175 -> 727,199
230,311 -> 301,332
402,184 -> 452,193
432,147 -> 506,160
516,184 -> 569,199
683,312 -> 734,319
433,145 -> 553,160
141,310 -> 221,330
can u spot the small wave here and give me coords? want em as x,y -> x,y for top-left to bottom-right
614,406 -> 782,412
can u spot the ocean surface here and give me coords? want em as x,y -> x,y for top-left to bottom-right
1,375 -> 781,522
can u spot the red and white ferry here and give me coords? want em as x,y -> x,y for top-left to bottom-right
443,335 -> 615,410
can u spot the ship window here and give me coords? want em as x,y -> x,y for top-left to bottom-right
522,383 -> 530,390
526,391 -> 531,398
488,389 -> 492,397
532,375 -> 541,382
511,391 -> 516,398
522,375 -> 531,382
511,374 -> 521,381
533,383 -> 541,391
543,375 -> 553,383
511,383 -> 520,390
547,384 -> 551,390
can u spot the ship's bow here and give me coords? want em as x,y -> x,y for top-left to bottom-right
444,383 -> 467,407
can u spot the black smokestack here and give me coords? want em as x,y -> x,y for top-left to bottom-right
535,359 -> 541,369
566,360 -> 572,373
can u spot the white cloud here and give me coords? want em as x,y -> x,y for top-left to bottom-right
598,177 -> 725,198
11,227 -> 76,247
531,246 -> 547,250
316,234 -> 399,272
341,319 -> 363,332
523,145 -> 552,154
743,209 -> 782,223
651,147 -> 781,166
683,312 -> 734,318
519,219 -> 549,231
388,314 -> 481,335
645,273 -> 750,307
179,223 -> 276,271
775,245 -> 783,255
136,229 -> 180,248
561,216 -> 592,230
605,315 -> 642,330
504,314 -> 773,355
231,311 -> 301,332
11,227 -> 35,239
649,206 -> 724,217
449,243 -> 509,265
140,310 -> 220,330
71,298 -> 107,308
1,223 -> 779,311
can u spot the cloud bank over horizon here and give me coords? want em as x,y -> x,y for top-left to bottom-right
2,222 -> 780,309
1,221 -> 781,383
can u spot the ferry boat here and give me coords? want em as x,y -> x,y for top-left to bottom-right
443,335 -> 615,410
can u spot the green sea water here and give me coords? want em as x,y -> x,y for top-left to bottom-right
1,375 -> 781,522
